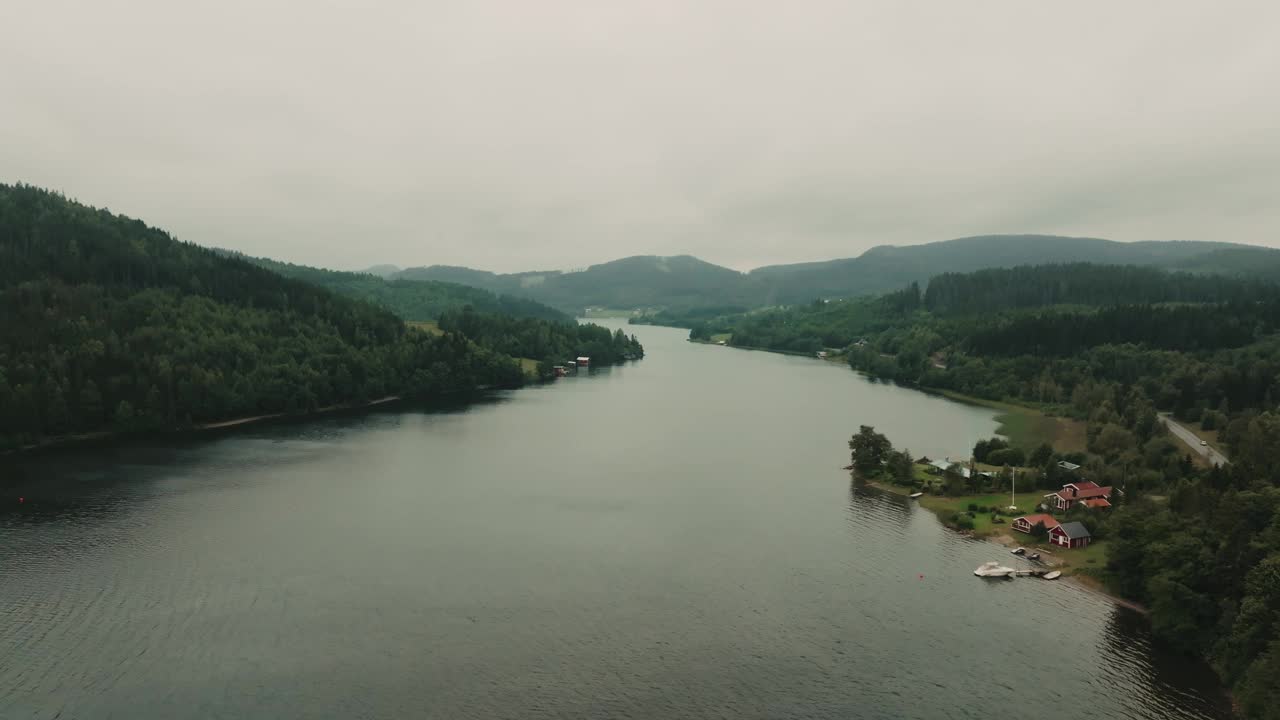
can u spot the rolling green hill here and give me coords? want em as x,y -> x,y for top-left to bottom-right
744,235 -> 1252,304
391,235 -> 1280,312
395,255 -> 755,312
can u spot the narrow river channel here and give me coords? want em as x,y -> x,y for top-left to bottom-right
1,321 -> 1233,719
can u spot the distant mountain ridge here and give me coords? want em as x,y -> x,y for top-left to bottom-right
391,235 -> 1280,312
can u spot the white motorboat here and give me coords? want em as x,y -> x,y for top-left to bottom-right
974,561 -> 1017,578
1043,570 -> 1062,580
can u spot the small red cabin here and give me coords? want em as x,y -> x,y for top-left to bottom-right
1011,514 -> 1059,535
1048,521 -> 1092,549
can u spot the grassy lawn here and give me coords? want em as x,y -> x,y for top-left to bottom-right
1053,540 -> 1109,575
406,320 -> 443,336
919,491 -> 1045,536
994,410 -> 1087,455
710,333 -> 732,344
518,358 -> 540,377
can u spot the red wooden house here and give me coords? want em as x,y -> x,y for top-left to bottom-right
1048,521 -> 1092,548
1011,514 -> 1060,534
1044,481 -> 1112,512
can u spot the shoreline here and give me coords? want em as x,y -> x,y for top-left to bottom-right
692,336 -> 1087,452
1,391 -> 486,459
196,395 -> 403,430
858,476 -> 1148,614
3,356 -> 639,459
3,395 -> 409,457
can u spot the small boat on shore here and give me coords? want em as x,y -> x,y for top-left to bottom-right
909,492 -> 924,498
974,561 -> 1017,578
1028,552 -> 1041,561
1010,547 -> 1026,555
1043,571 -> 1062,580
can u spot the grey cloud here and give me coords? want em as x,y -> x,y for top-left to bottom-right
2,0 -> 1277,272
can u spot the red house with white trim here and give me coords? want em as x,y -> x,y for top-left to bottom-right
1048,521 -> 1092,549
1044,481 -> 1112,512
1011,514 -> 1060,534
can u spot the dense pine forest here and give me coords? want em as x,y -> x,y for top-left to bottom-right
0,184 -> 641,450
659,261 -> 1280,716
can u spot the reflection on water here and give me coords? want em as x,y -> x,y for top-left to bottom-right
0,322 -> 1232,720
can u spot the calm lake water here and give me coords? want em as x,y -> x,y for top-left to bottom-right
1,322 -> 1232,719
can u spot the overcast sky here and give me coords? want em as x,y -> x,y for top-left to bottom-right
3,1 -> 1278,272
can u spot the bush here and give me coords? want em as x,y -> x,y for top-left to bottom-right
968,503 -> 979,512
953,514 -> 976,530
991,515 -> 1005,524
987,447 -> 1027,467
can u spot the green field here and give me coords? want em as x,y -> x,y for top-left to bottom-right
934,390 -> 1087,454
918,491 -> 1046,535
406,320 -> 444,335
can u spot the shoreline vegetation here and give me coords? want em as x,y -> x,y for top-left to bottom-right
858,476 -> 1112,570
694,335 -> 1089,453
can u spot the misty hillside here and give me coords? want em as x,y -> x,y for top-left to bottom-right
387,235 -> 1280,312
236,255 -> 570,323
396,255 -> 754,311
1165,246 -> 1280,278
745,234 -> 1256,304
360,264 -> 401,279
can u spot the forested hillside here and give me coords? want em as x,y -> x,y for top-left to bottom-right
393,237 -> 1280,312
438,308 -> 644,378
673,261 -> 1280,715
923,263 -> 1280,315
0,185 -> 529,449
237,254 -> 571,323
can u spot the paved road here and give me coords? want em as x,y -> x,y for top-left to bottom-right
1158,413 -> 1229,466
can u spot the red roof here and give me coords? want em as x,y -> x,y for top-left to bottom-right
1052,484 -> 1112,502
1014,514 -> 1060,530
1082,498 -> 1112,508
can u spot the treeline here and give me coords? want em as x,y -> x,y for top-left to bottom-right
237,254 -> 572,323
684,295 -> 912,354
963,302 -> 1274,356
0,184 -> 529,449
438,308 -> 644,378
924,263 -> 1280,315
